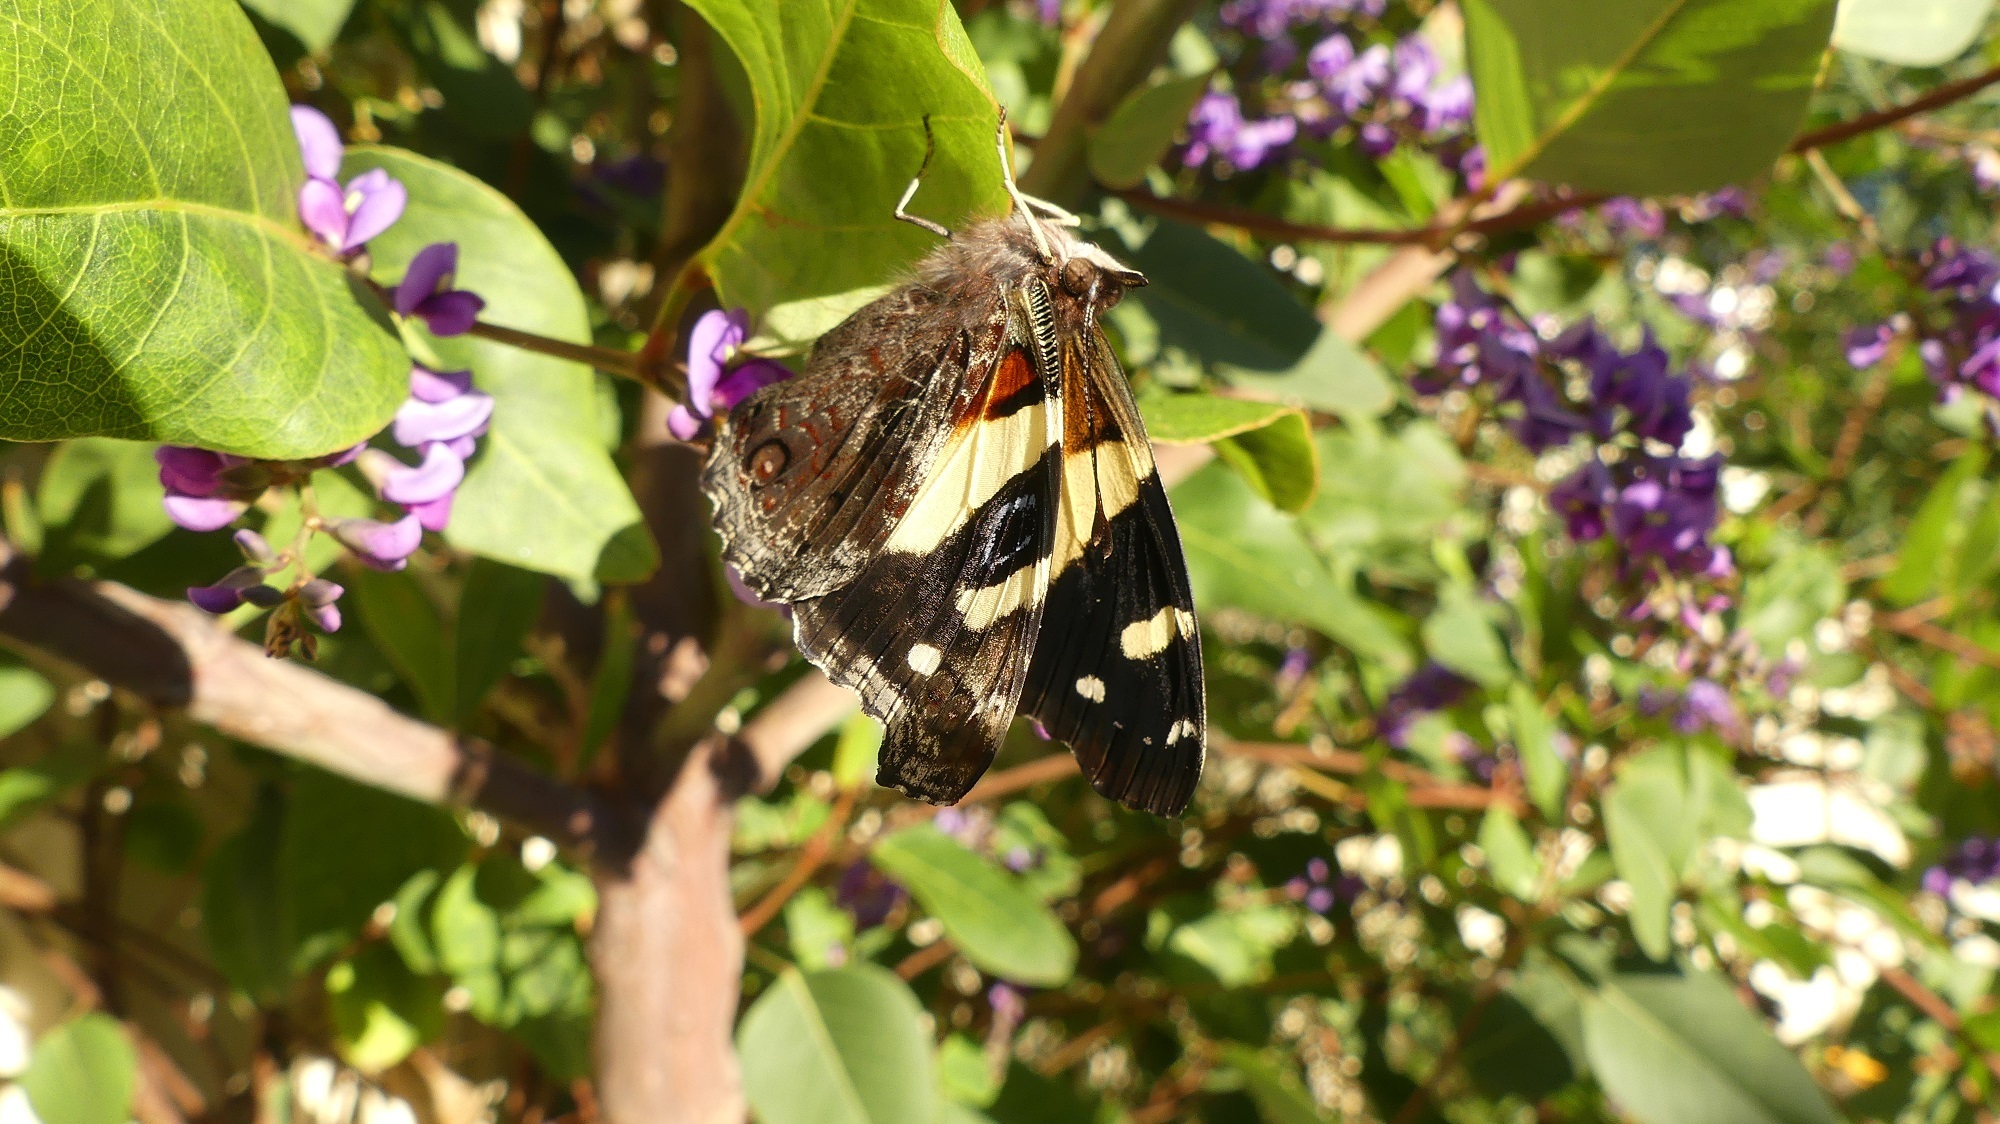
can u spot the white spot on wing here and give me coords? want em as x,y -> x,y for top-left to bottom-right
907,644 -> 942,677
1075,675 -> 1106,702
1166,719 -> 1200,746
1119,607 -> 1181,659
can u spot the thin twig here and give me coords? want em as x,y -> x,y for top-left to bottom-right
1879,965 -> 2000,1081
738,788 -> 856,937
1878,613 -> 2000,672
464,320 -> 651,383
1789,64 -> 2000,154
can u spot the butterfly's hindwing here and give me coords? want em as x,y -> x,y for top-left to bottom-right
1021,328 -> 1205,815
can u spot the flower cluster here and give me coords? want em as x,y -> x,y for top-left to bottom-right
1285,856 -> 1362,914
668,308 -> 793,441
291,107 -> 405,256
358,366 -> 495,535
1849,240 -> 2000,411
1184,6 -> 1477,180
162,107 -> 497,657
1376,660 -> 1472,747
1922,836 -> 2000,897
1426,273 -> 1730,580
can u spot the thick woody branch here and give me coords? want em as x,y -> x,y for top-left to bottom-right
0,543 -> 617,857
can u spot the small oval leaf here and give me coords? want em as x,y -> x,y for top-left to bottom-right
871,825 -> 1076,986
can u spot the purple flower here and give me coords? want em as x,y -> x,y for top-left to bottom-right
1551,460 -> 1616,541
1306,34 -> 1355,86
1844,322 -> 1895,369
1389,35 -> 1437,105
290,107 -> 405,254
1224,115 -> 1298,171
835,861 -> 906,929
1184,90 -> 1245,168
1823,242 -> 1857,277
1377,661 -> 1474,747
1594,330 -> 1693,447
327,514 -> 424,572
155,446 -> 262,531
298,578 -> 344,633
668,309 -> 795,440
1323,42 -> 1390,115
1923,835 -> 2000,896
1674,679 -> 1741,737
392,387 -> 494,448
1599,197 -> 1666,241
394,243 -> 486,337
187,565 -> 268,614
988,983 -> 1026,1026
1416,75 -> 1474,134
1285,853 -> 1357,914
366,443 -> 466,506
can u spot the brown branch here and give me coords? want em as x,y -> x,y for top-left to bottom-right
0,542 -> 621,857
1878,612 -> 2000,672
1879,965 -> 2000,1081
1219,740 -> 1521,812
1790,64 -> 2000,154
894,937 -> 956,981
738,787 -> 856,937
1018,0 -> 1202,206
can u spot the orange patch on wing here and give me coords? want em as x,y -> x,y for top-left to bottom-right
955,347 -> 1039,430
1061,342 -> 1125,453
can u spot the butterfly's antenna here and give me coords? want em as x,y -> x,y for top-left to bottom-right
995,108 -> 1055,261
894,115 -> 952,240
1022,194 -> 1083,228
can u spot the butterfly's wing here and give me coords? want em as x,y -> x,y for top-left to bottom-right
791,286 -> 1065,803
704,287 -> 1014,602
1021,326 -> 1206,816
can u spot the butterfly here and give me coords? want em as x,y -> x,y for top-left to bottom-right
701,116 -> 1204,816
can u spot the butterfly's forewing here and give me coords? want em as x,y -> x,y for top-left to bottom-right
1021,326 -> 1205,816
704,289 -> 1012,602
790,290 -> 1065,803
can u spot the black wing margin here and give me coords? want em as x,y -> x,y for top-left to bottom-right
1021,331 -> 1205,816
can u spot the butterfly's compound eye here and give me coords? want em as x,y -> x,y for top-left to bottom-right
1060,256 -> 1096,297
747,438 -> 790,486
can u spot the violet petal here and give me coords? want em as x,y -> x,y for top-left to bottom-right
418,290 -> 486,337
163,494 -> 248,532
341,174 -> 407,249
290,106 -> 344,181
712,358 -> 793,411
241,585 -> 286,608
308,602 -> 343,633
409,366 -> 474,403
396,243 -> 459,314
667,405 -> 706,441
330,514 -> 424,569
155,446 -> 227,497
393,390 -> 494,447
441,434 -> 479,460
297,177 -> 349,247
299,578 -> 345,608
380,443 -> 466,505
409,492 -> 455,532
685,308 -> 748,413
233,529 -> 276,563
187,584 -> 247,613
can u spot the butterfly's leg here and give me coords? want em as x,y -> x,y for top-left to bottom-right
1021,193 -> 1083,228
895,115 -> 954,239
994,109 -> 1055,261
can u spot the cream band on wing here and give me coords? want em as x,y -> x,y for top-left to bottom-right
885,402 -> 1054,555
1119,605 -> 1196,660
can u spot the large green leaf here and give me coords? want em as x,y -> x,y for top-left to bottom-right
1463,0 -> 1837,195
203,785 -> 294,1000
1173,458 -> 1414,674
1831,0 -> 1994,65
34,439 -> 174,563
1582,965 -> 1835,1124
453,557 -> 545,723
738,965 -> 937,1124
0,0 -> 406,457
21,1014 -> 135,1124
681,0 -> 1009,316
239,0 -> 356,52
345,147 -> 656,584
1141,393 -> 1319,511
0,656 -> 53,740
347,566 -> 454,725
1088,74 -> 1212,190
870,825 -> 1076,986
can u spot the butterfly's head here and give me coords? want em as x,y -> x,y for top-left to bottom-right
1046,225 -> 1148,312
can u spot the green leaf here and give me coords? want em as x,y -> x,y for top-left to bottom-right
1479,806 -> 1541,899
1218,1045 -> 1322,1124
786,887 -> 858,973
281,769 -> 468,972
738,965 -> 938,1124
239,0 -> 356,52
35,439 -> 174,563
1463,0 -> 1838,195
345,147 -> 656,584
1831,0 -> 1994,65
1120,217 -> 1392,416
326,943 -> 444,1073
1459,971 -> 1582,1101
0,657 -> 54,741
1883,447 -> 1985,605
454,558 -> 545,723
938,1033 -> 1000,1108
1423,586 -> 1511,688
1174,458 -> 1413,673
0,0 -> 406,457
1598,746 -> 1749,962
21,1013 -> 135,1124
831,711 -> 884,791
1509,682 -> 1567,821
683,0 -> 1008,316
870,825 -> 1076,986
391,1 -> 533,139
1088,73 -> 1212,189
579,594 -> 637,770
203,786 -> 294,1000
347,566 -> 454,725
0,743 -> 99,830
1739,540 -> 1845,653
1142,393 -> 1319,511
1582,965 -> 1836,1124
